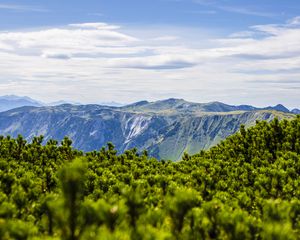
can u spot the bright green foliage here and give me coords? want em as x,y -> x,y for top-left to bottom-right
0,116 -> 300,239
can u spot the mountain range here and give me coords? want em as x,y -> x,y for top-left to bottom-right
0,95 -> 43,112
0,97 -> 297,160
0,95 -> 123,112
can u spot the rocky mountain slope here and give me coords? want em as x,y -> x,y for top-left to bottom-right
0,99 -> 295,160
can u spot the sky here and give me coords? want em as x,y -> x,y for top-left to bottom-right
0,0 -> 300,108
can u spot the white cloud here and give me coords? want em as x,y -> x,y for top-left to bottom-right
151,35 -> 179,41
69,22 -> 120,30
229,31 -> 255,38
288,16 -> 300,25
0,19 -> 299,108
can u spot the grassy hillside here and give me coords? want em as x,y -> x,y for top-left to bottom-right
0,116 -> 300,239
153,110 -> 295,160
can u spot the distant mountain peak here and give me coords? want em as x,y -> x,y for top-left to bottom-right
265,104 -> 290,113
0,95 -> 43,112
48,100 -> 82,106
161,98 -> 185,103
125,100 -> 149,108
0,95 -> 38,102
274,104 -> 287,109
206,101 -> 224,104
147,98 -> 186,106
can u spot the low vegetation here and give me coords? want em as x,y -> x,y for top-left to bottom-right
0,116 -> 300,239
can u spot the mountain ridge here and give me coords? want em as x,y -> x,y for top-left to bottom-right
0,95 -> 42,112
120,98 -> 295,115
0,95 -> 298,114
0,95 -> 126,112
0,98 -> 295,160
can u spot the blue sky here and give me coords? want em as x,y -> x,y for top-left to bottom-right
1,0 -> 299,30
0,0 -> 300,108
0,0 -> 300,31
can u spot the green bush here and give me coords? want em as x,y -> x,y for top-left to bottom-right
0,116 -> 299,239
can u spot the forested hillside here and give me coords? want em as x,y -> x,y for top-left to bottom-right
0,116 -> 300,239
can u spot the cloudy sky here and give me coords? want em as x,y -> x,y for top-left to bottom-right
0,0 -> 300,108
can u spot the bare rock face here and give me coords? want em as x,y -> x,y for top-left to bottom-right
0,99 -> 295,160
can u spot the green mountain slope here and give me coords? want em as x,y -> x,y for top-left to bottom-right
0,99 -> 295,160
147,110 -> 294,160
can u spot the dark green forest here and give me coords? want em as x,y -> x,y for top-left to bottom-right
0,116 -> 300,239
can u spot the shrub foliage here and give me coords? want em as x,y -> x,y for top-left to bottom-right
0,116 -> 300,239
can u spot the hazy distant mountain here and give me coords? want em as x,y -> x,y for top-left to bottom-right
292,108 -> 300,114
47,100 -> 123,107
0,98 -> 295,160
48,100 -> 82,106
49,101 -> 123,107
0,95 -> 124,111
0,95 -> 42,112
263,104 -> 290,113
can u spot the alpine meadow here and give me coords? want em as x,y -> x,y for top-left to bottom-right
0,0 -> 300,240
